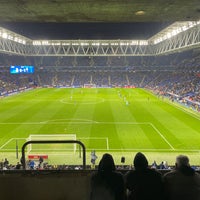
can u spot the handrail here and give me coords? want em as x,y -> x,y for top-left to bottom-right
21,140 -> 86,170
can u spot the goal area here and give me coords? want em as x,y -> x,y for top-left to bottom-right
26,134 -> 77,154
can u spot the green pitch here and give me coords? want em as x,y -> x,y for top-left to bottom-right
0,88 -> 200,166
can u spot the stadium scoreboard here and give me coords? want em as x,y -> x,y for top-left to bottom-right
10,65 -> 34,74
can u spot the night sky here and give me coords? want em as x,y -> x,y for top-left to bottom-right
0,22 -> 171,40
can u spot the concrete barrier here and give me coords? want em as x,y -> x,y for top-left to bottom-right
0,170 -> 91,200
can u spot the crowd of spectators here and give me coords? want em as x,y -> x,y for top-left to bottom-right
90,152 -> 200,200
1,70 -> 199,111
0,49 -> 200,111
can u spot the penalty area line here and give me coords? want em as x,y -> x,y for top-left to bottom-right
149,123 -> 175,150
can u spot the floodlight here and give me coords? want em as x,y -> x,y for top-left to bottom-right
2,32 -> 8,39
41,41 -> 49,45
91,43 -> 100,46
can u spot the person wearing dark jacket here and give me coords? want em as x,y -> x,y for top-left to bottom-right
163,155 -> 200,200
90,153 -> 126,200
124,152 -> 164,200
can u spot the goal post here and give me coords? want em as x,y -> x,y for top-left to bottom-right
84,83 -> 96,88
26,134 -> 77,154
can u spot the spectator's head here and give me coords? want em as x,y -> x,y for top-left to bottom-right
175,155 -> 194,175
98,153 -> 116,172
176,155 -> 190,168
133,152 -> 148,170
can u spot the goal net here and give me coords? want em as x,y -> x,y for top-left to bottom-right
84,84 -> 96,88
26,134 -> 77,154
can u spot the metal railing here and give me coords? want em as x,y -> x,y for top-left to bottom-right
21,140 -> 86,169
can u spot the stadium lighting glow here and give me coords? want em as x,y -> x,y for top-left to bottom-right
33,40 -> 50,45
139,40 -> 148,45
120,42 -> 128,45
130,41 -> 139,45
8,35 -> 13,40
62,43 -> 70,45
101,43 -> 109,46
41,41 -> 49,45
110,43 -> 118,46
52,42 -> 61,45
152,21 -> 200,44
80,42 -> 89,46
2,32 -> 8,39
72,43 -> 79,45
91,43 -> 100,46
33,41 -> 41,45
0,28 -> 27,44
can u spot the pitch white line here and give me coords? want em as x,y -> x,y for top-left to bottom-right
22,148 -> 200,153
149,123 -> 175,150
165,100 -> 200,121
106,138 -> 109,150
0,121 -> 163,125
0,138 -> 26,150
144,89 -> 200,121
79,137 -> 108,139
86,148 -> 200,152
79,137 -> 109,150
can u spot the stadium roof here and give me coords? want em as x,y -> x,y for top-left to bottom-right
0,0 -> 199,22
0,1 -> 199,40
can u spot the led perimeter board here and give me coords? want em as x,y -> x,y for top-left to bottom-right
10,66 -> 34,74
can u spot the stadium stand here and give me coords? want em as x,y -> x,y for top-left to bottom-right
1,49 -> 199,111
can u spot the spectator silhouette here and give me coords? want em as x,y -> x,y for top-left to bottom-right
90,153 -> 126,200
3,158 -> 9,168
163,155 -> 200,200
125,152 -> 164,200
38,156 -> 44,168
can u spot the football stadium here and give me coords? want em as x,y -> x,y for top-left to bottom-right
0,1 -> 200,199
0,21 -> 200,168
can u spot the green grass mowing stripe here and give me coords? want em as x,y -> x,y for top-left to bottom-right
124,90 -> 174,149
138,89 -> 199,146
90,89 -> 119,149
0,122 -> 173,150
138,89 -> 200,150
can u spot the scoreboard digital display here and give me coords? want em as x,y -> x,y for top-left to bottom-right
10,66 -> 34,74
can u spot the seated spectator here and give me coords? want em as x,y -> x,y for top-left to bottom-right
163,155 -> 200,200
91,150 -> 98,169
90,153 -> 126,200
38,156 -> 44,168
151,160 -> 158,169
28,160 -> 35,170
3,158 -> 9,168
15,162 -> 21,169
124,152 -> 164,200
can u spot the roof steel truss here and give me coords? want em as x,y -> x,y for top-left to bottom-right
0,24 -> 199,56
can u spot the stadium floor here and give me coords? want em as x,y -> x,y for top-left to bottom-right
0,88 -> 199,166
